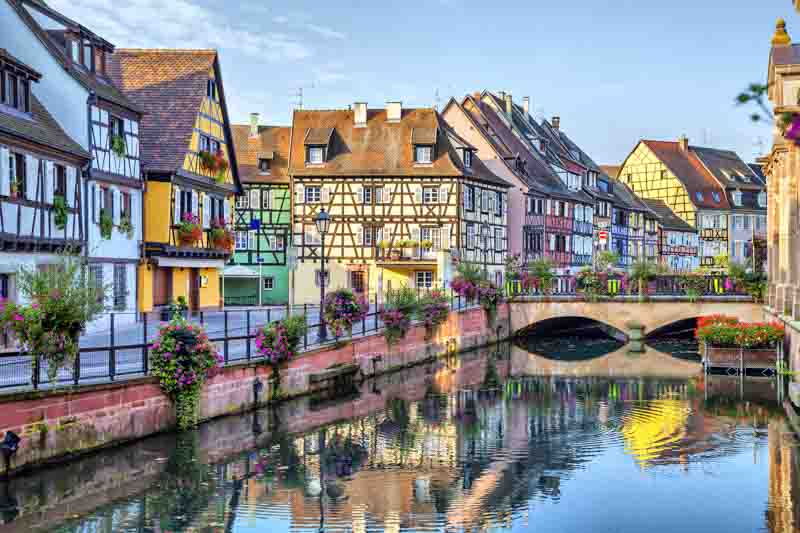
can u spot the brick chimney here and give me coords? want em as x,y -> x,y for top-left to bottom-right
249,113 -> 260,137
354,102 -> 367,127
386,101 -> 402,122
552,116 -> 560,130
679,134 -> 689,151
504,93 -> 513,122
523,96 -> 530,117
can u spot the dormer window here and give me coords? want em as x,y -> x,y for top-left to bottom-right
732,190 -> 742,206
1,70 -> 31,114
712,191 -> 721,203
303,128 -> 333,166
758,191 -> 767,207
307,146 -> 324,164
258,158 -> 271,174
695,191 -> 704,202
463,150 -> 472,169
415,145 -> 433,164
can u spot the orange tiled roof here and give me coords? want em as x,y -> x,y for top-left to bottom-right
231,125 -> 290,183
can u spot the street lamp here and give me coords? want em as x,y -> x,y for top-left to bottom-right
315,209 -> 331,341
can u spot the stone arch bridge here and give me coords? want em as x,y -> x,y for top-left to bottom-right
507,299 -> 765,340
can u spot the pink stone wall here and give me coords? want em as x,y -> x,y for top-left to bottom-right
0,304 -> 508,474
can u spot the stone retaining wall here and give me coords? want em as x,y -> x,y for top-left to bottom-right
0,304 -> 508,475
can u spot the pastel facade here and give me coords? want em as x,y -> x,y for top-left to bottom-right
109,49 -> 241,312
289,104 -> 509,305
641,199 -> 699,272
228,118 -> 292,306
2,0 -> 144,325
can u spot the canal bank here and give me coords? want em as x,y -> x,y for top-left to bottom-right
0,305 -> 510,476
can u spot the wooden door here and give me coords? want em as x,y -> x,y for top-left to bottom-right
153,267 -> 172,306
189,269 -> 200,311
350,270 -> 366,296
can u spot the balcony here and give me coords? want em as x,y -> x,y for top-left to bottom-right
144,226 -> 233,260
376,246 -> 439,264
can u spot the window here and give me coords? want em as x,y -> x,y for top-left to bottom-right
258,158 -> 271,174
235,231 -> 249,250
54,165 -> 67,198
350,271 -> 366,293
743,215 -> 752,231
466,223 -> 476,248
307,147 -> 324,164
89,265 -> 104,304
758,191 -> 767,208
263,277 -> 275,290
113,264 -> 127,310
249,189 -> 260,208
525,231 -> 543,252
121,191 -> 131,220
464,150 -> 472,168
82,39 -> 93,70
422,187 -> 439,204
305,186 -> 321,203
110,115 -> 124,140
179,190 -> 191,216
315,270 -> 329,288
420,226 -> 441,249
481,190 -> 490,213
363,186 -> 373,204
236,193 -> 249,209
415,145 -> 432,164
261,189 -> 271,209
464,185 -> 475,211
495,191 -> 503,215
11,152 -> 25,197
6,73 -> 17,109
206,79 -> 218,102
732,190 -> 742,206
712,191 -> 721,203
695,191 -> 704,202
416,271 -> 433,289
362,225 -> 375,246
494,228 -> 503,251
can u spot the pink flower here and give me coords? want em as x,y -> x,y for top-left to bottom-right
787,115 -> 800,142
31,303 -> 39,309
13,314 -> 23,321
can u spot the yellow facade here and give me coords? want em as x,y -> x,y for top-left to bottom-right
199,267 -> 220,308
145,181 -> 172,243
137,264 -> 153,312
618,143 -> 697,227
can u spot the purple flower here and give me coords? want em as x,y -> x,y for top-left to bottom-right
787,115 -> 800,142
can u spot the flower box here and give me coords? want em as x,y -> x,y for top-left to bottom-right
705,346 -> 778,368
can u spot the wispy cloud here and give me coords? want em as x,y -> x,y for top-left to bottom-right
305,23 -> 346,40
46,0 -> 312,61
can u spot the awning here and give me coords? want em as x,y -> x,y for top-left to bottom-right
222,265 -> 260,278
155,257 -> 225,269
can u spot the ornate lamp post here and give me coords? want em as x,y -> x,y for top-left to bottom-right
315,209 -> 331,341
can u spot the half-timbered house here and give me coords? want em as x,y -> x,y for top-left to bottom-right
228,116 -> 291,306
641,199 -> 699,271
109,49 -> 241,313
3,0 -> 144,323
0,48 -> 89,308
289,103 -> 510,304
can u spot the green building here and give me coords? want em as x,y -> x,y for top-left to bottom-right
226,121 -> 292,306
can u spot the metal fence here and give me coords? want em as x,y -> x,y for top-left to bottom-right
505,274 -> 750,298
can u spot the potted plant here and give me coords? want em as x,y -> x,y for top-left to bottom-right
477,280 -> 503,327
529,258 -> 555,297
176,213 -> 202,247
198,150 -> 229,182
323,288 -> 368,340
99,208 -> 113,239
255,315 -> 307,399
450,262 -> 483,302
680,273 -> 708,303
9,180 -> 18,199
380,287 -> 417,347
576,266 -> 604,302
417,290 -> 450,340
53,195 -> 68,231
111,134 -> 126,158
628,260 -> 659,302
696,315 -> 784,370
119,214 -> 134,239
209,218 -> 234,251
0,251 -> 107,380
149,315 -> 223,429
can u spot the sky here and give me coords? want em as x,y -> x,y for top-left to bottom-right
46,0 -> 789,165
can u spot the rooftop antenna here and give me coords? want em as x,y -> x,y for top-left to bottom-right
434,88 -> 440,111
290,87 -> 304,110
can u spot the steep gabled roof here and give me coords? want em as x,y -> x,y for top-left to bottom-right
289,107 -> 470,177
108,48 -> 239,191
691,146 -> 764,190
641,199 -> 697,232
231,125 -> 290,184
635,140 -> 730,210
439,120 -> 510,188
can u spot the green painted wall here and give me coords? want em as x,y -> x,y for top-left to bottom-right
229,183 -> 291,305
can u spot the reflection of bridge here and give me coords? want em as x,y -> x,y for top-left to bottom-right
508,300 -> 764,339
510,344 -> 703,379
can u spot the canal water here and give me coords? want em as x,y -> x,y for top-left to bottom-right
0,331 -> 797,533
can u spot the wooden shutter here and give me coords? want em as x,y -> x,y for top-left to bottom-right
0,146 -> 8,197
441,224 -> 450,250
356,185 -> 363,204
223,198 -> 230,223
25,155 -> 36,201
130,192 -> 138,239
354,223 -> 362,245
44,161 -> 54,204
322,186 -> 331,203
376,187 -> 383,204
411,226 -> 420,243
65,167 -> 76,207
202,194 -> 210,228
294,184 -> 303,204
249,189 -> 259,208
414,185 -> 422,204
173,186 -> 181,224
440,185 -> 448,205
94,184 -> 102,223
248,230 -> 256,250
191,190 -> 198,216
112,187 -> 121,224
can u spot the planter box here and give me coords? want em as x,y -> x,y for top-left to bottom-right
705,345 -> 777,369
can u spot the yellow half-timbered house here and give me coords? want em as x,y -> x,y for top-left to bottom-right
289,103 -> 509,305
110,49 -> 241,312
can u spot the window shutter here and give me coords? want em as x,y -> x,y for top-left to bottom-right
356,185 -> 364,204
130,193 -> 138,239
376,187 -> 383,204
248,230 -> 256,250
25,155 -> 37,201
441,224 -> 450,250
249,189 -> 259,208
173,187 -> 181,224
202,194 -> 210,228
191,190 -> 198,216
415,185 -> 422,203
223,198 -> 230,223
411,226 -> 420,243
0,147 -> 8,197
112,187 -> 120,224
376,226 -> 383,243
65,167 -> 76,207
549,234 -> 555,251
95,185 -> 102,223
463,186 -> 468,208
44,161 -> 54,204
294,223 -> 303,246
294,184 -> 303,204
440,186 -> 448,205
322,187 -> 331,203
354,223 -> 362,245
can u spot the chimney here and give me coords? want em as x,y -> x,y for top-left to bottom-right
552,116 -> 560,130
522,96 -> 530,117
354,102 -> 367,127
386,101 -> 402,122
504,93 -> 513,122
249,113 -> 260,137
498,90 -> 506,100
679,134 -> 689,151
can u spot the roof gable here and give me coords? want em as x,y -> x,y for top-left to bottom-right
231,125 -> 290,184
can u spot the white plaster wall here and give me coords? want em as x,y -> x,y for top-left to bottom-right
0,0 -> 90,150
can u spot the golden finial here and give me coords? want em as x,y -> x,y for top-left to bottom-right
796,0 -> 800,14
773,18 -> 792,46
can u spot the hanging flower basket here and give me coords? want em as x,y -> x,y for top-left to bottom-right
176,213 -> 202,247
198,150 -> 229,179
417,290 -> 450,340
323,288 -> 368,339
209,218 -> 234,251
255,315 -> 307,399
